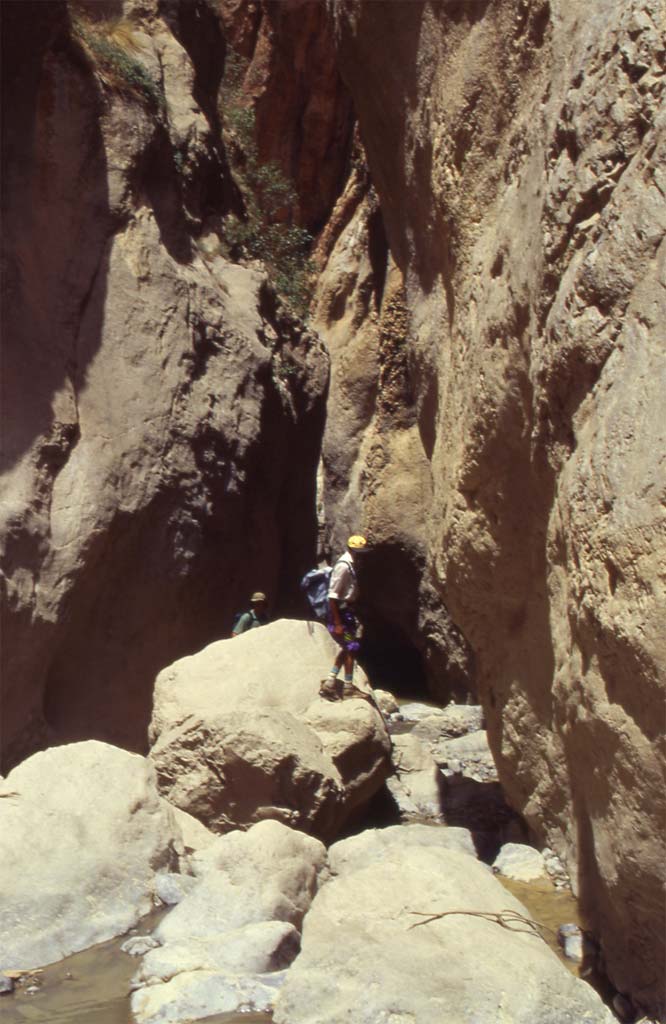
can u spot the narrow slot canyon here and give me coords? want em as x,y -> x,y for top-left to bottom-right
1,2 -> 664,1024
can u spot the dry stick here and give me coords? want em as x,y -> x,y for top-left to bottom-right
408,908 -> 556,943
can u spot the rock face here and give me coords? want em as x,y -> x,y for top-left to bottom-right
386,703 -> 525,856
329,0 -> 666,1011
0,0 -> 328,771
0,741 -> 182,969
312,157 -> 475,699
273,827 -> 614,1024
149,619 -> 392,841
2,0 -> 664,1014
217,0 -> 354,232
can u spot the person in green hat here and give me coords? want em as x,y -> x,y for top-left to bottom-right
232,592 -> 270,636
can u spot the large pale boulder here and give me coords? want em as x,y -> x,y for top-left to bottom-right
149,619 -> 391,841
273,835 -> 614,1024
330,0 -> 665,1009
132,970 -> 286,1023
0,741 -> 182,969
493,843 -> 549,884
328,823 -> 478,876
131,820 -> 326,1024
170,807 -> 217,854
436,729 -> 496,776
414,703 -> 484,739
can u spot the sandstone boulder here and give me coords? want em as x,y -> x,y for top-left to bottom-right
131,820 -> 326,1024
397,702 -> 447,724
436,729 -> 497,781
0,741 -> 182,969
386,732 -> 444,821
273,834 -> 614,1024
493,843 -> 549,884
170,807 -> 217,855
328,823 -> 478,876
149,619 -> 391,841
132,970 -> 286,1024
373,688 -> 400,716
416,703 -> 484,739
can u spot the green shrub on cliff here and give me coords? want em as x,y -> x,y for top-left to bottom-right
220,49 -> 313,318
71,14 -> 164,112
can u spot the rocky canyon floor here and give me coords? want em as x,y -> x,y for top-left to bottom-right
0,622 -> 642,1024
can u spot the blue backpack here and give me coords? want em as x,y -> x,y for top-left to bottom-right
300,566 -> 332,621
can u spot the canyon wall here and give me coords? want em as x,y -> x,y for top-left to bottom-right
216,0 -> 353,233
311,147 -> 474,697
0,0 -> 328,770
217,0 -> 474,695
329,0 -> 665,1014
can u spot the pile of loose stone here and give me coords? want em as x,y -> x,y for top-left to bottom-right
378,695 -> 595,970
382,697 -> 572,887
0,626 -> 628,1024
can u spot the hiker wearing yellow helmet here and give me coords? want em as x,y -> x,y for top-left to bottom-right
320,535 -> 368,700
232,591 -> 269,636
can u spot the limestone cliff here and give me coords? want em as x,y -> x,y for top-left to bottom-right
329,0 -> 665,1013
312,141 -> 474,697
0,0 -> 328,769
216,0 -> 354,232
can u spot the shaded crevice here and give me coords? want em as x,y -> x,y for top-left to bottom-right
439,773 -> 527,863
367,202 -> 389,311
160,0 -> 225,132
139,126 -> 193,264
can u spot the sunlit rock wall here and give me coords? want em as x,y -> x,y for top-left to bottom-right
216,0 -> 354,231
329,0 -> 666,1013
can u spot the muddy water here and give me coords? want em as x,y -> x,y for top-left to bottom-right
1,920 -> 272,1024
497,876 -> 583,973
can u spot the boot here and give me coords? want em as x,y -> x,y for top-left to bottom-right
319,676 -> 343,701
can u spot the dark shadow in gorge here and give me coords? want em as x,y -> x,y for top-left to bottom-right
439,772 -> 528,864
0,1 -> 111,473
0,1 -> 114,771
358,617 -> 427,699
355,541 -> 429,699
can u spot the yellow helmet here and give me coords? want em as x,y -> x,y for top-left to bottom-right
347,535 -> 367,550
